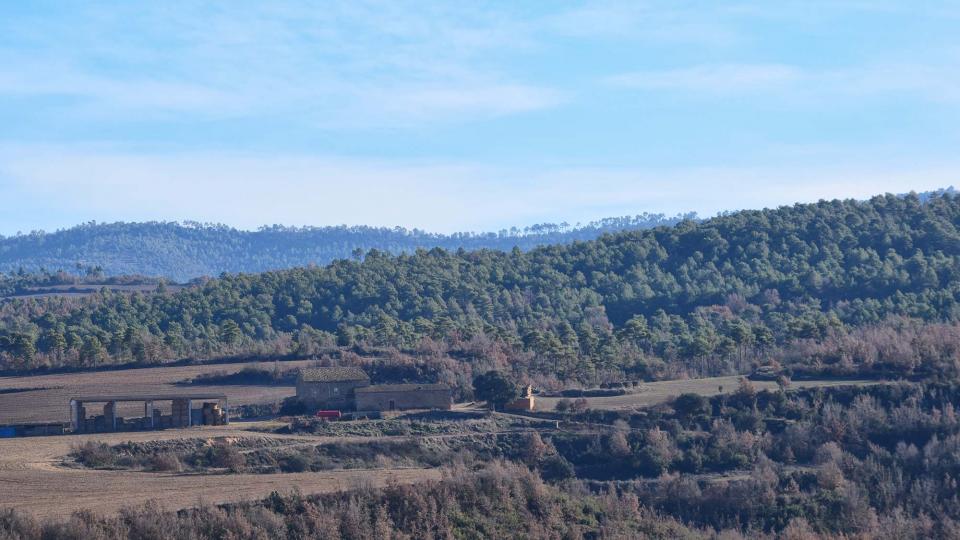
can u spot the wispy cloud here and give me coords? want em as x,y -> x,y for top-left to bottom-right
0,2 -> 561,127
0,57 -> 242,114
0,0 -> 958,237
374,84 -> 566,119
1,145 -> 955,234
607,63 -> 802,93
607,61 -> 960,103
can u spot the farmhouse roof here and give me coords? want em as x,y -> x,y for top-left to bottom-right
355,383 -> 450,394
70,393 -> 227,403
298,367 -> 369,383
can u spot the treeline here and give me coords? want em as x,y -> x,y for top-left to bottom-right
3,194 -> 960,388
0,270 -> 164,298
0,213 -> 692,281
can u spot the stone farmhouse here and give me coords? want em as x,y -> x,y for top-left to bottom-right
296,367 -> 370,409
296,367 -> 451,411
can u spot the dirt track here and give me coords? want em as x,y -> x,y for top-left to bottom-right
0,423 -> 440,519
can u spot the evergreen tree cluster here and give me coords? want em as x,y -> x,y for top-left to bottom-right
2,193 -> 960,386
0,214 -> 692,281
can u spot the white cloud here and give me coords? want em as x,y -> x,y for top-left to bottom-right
607,61 -> 960,102
373,84 -> 566,118
0,3 -> 561,126
0,60 -> 243,113
825,63 -> 960,103
542,0 -> 742,46
607,63 -> 802,93
0,146 -> 955,234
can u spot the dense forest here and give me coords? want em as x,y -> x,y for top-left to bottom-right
0,214 -> 693,281
3,193 -> 960,391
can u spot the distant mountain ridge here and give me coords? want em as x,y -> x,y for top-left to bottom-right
4,188 -> 952,281
0,213 -> 695,281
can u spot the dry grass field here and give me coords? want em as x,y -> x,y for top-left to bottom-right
0,423 -> 440,518
0,360 -> 315,425
535,375 -> 884,411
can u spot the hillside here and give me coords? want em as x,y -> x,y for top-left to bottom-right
3,192 -> 960,388
0,214 -> 693,281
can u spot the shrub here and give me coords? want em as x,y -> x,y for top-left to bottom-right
72,441 -> 116,469
149,453 -> 183,473
279,453 -> 311,473
572,398 -> 589,413
539,454 -> 575,482
279,397 -> 308,416
673,393 -> 710,418
207,444 -> 246,472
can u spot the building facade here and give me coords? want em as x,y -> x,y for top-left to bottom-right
296,367 -> 370,409
354,383 -> 452,411
505,385 -> 536,411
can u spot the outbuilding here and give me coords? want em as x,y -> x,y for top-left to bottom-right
354,383 -> 452,411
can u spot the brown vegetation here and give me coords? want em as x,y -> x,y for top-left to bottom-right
0,424 -> 439,519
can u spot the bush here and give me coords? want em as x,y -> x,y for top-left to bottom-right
555,399 -> 572,412
72,441 -> 116,469
279,397 -> 308,416
673,393 -> 710,418
149,453 -> 183,472
206,444 -> 246,472
279,453 -> 311,473
539,454 -> 576,482
0,508 -> 40,539
572,398 -> 589,413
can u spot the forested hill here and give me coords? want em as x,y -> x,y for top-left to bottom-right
4,192 -> 960,388
0,214 -> 693,281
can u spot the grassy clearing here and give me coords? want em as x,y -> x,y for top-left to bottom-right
536,375 -> 885,411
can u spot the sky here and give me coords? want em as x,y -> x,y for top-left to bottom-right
1,1 -> 959,235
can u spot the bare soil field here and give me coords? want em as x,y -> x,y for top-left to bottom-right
0,360 -> 316,424
0,424 -> 440,518
535,375 -> 885,411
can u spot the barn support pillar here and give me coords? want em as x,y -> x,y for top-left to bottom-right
144,401 -> 154,429
104,401 -> 117,431
70,400 -> 81,431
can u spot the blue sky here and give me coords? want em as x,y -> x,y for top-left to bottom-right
1,1 -> 959,234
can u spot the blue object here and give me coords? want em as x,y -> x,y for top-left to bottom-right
0,426 -> 16,438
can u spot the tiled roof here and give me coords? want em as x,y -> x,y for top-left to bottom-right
355,383 -> 450,394
298,367 -> 369,383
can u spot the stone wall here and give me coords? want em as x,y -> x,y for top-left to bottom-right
355,388 -> 451,411
296,379 -> 369,409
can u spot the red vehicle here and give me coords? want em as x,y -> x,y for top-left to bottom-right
314,410 -> 342,420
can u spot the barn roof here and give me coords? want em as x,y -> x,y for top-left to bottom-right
298,367 -> 369,383
355,383 -> 450,394
71,393 -> 227,403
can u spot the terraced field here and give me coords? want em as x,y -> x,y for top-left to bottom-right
535,375 -> 884,411
0,423 -> 440,518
